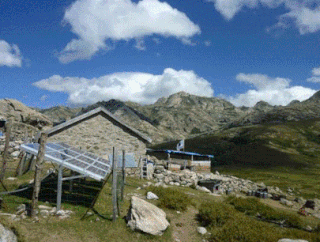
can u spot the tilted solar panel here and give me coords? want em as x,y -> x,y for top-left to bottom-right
20,142 -> 111,181
108,153 -> 137,168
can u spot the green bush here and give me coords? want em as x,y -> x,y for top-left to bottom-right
227,197 -> 305,229
209,216 -> 281,242
197,201 -> 237,227
147,186 -> 192,211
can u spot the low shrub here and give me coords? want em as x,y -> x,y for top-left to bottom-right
227,197 -> 305,229
147,186 -> 192,211
208,215 -> 281,242
197,201 -> 237,227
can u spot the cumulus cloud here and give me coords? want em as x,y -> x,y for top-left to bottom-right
0,40 -> 22,67
33,68 -> 213,105
207,0 -> 320,34
228,73 -> 317,106
58,0 -> 201,63
312,67 -> 320,76
307,66 -> 320,83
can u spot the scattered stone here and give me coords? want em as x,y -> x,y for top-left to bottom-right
6,177 -> 17,181
126,196 -> 170,235
95,217 -> 100,222
305,225 -> 313,232
0,223 -> 18,242
38,205 -> 52,210
197,227 -> 207,235
40,210 -> 49,217
146,192 -> 159,200
196,185 -> 211,193
278,239 -> 309,242
16,204 -> 26,211
10,151 -> 20,157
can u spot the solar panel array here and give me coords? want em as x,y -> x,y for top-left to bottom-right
108,153 -> 137,168
20,142 -> 112,181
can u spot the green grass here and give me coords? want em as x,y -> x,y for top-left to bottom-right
197,199 -> 320,242
226,196 -> 306,229
146,186 -> 193,211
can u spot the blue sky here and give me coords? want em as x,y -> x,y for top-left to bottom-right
1,0 -> 320,108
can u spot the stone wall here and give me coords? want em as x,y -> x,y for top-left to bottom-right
48,114 -> 148,161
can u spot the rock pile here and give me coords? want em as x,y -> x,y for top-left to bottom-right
0,139 -> 24,158
0,204 -> 73,221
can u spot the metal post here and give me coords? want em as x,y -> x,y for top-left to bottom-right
112,147 -> 117,222
121,150 -> 126,201
57,165 -> 63,211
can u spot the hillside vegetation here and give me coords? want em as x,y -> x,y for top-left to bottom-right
152,118 -> 320,198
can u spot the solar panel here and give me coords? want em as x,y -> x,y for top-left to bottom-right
20,142 -> 111,181
108,153 -> 137,168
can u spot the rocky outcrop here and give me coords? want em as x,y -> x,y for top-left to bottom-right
0,223 -> 17,242
230,90 -> 320,127
126,196 -> 170,235
0,99 -> 52,129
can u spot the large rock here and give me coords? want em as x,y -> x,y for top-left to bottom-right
126,196 -> 169,235
0,223 -> 17,242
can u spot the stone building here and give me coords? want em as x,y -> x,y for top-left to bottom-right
39,106 -> 152,160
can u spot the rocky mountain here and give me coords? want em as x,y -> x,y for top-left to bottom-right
229,90 -> 320,127
74,92 -> 250,143
31,90 -> 320,143
39,106 -> 82,126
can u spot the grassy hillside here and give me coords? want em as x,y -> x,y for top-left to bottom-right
151,118 -> 320,198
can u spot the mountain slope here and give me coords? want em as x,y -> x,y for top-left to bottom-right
229,90 -> 320,127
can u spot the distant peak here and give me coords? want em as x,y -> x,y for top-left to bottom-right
254,101 -> 272,108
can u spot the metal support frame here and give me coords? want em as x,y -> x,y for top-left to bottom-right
62,174 -> 87,182
57,165 -> 63,211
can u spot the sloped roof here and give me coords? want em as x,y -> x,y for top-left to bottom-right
41,106 -> 152,143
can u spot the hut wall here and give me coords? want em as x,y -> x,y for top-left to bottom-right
48,114 -> 147,160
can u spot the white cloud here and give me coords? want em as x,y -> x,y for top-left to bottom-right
312,67 -> 320,76
207,0 -> 320,35
204,40 -> 211,46
0,40 -> 22,67
58,0 -> 201,63
40,95 -> 49,102
134,39 -> 146,51
33,68 -> 213,105
228,73 -> 317,106
307,66 -> 320,82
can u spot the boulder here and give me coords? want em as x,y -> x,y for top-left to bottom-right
197,227 -> 207,235
146,192 -> 159,200
0,223 -> 17,242
126,196 -> 170,235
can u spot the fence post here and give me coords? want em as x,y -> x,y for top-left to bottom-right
112,147 -> 118,222
121,150 -> 126,201
31,132 -> 48,218
0,119 -> 12,181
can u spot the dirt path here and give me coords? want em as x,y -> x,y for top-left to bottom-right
168,207 -> 203,242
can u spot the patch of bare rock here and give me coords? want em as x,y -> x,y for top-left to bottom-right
0,223 -> 17,242
126,196 -> 170,235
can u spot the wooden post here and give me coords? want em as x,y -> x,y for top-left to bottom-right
56,165 -> 63,211
121,150 -> 126,201
112,147 -> 117,222
140,157 -> 143,179
31,132 -> 48,218
15,152 -> 26,176
0,120 -> 11,181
